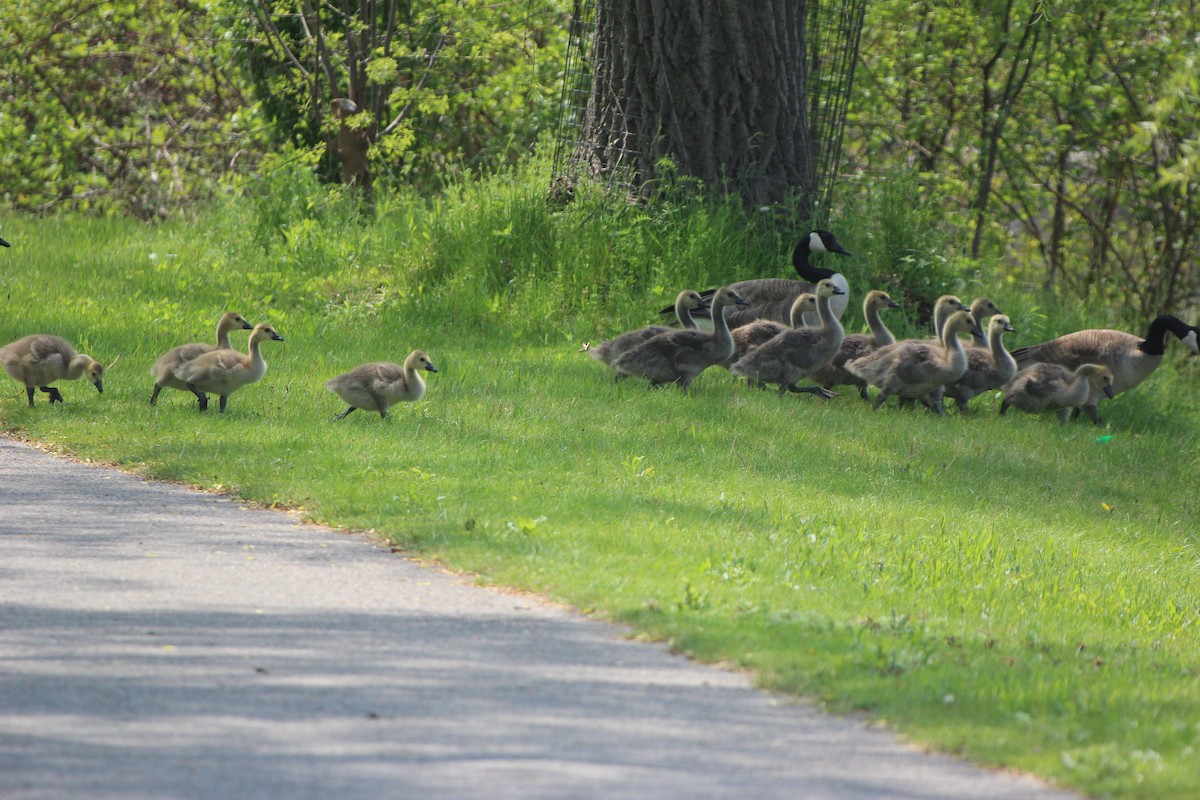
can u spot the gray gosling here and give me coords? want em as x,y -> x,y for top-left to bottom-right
723,293 -> 818,368
1010,315 -> 1199,424
612,286 -> 749,392
0,334 -> 104,407
810,289 -> 901,400
174,322 -> 283,413
942,314 -> 1017,415
728,278 -> 845,398
1000,363 -> 1115,425
846,310 -> 983,415
967,297 -> 1003,348
327,349 -> 437,420
589,290 -> 708,371
150,312 -> 253,405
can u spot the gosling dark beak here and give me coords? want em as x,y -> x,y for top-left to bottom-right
1103,385 -> 1115,399
698,297 -> 712,309
832,287 -> 846,295
1003,322 -> 1015,332
969,323 -> 985,340
242,322 -> 254,330
887,299 -> 901,308
425,364 -> 439,373
95,381 -> 104,394
0,237 -> 9,247
271,333 -> 285,341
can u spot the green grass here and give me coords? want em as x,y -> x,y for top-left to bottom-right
3,167 -> 1199,799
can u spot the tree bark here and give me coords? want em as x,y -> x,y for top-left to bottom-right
577,0 -> 815,207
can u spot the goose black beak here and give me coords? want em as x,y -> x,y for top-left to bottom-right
887,299 -> 901,308
242,322 -> 254,330
271,333 -> 285,341
425,364 -> 439,373
95,381 -> 104,394
1103,385 -> 1115,399
0,236 -> 9,247
1003,322 -> 1015,332
829,242 -> 852,257
832,287 -> 846,295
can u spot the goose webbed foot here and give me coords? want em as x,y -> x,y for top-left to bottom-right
41,387 -> 65,404
25,386 -> 35,407
334,407 -> 358,420
785,384 -> 838,400
218,396 -> 229,414
857,385 -> 870,401
150,384 -> 162,405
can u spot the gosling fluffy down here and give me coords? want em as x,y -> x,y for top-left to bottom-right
0,334 -> 104,407
1000,362 -> 1115,425
589,290 -> 708,370
174,322 -> 284,413
150,311 -> 254,405
326,349 -> 438,420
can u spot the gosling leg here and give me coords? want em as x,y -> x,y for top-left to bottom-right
186,382 -> 208,412
41,386 -> 65,404
150,384 -> 162,405
334,406 -> 358,420
218,395 -> 229,414
785,384 -> 838,400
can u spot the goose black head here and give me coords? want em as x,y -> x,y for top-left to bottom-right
1140,315 -> 1196,356
791,230 -> 851,280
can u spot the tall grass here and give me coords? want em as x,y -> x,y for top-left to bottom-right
2,156 -> 1198,799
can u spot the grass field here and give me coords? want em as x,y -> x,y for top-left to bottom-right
2,168 -> 1199,798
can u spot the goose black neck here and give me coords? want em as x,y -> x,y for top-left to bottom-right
1139,315 -> 1189,355
791,241 -> 837,282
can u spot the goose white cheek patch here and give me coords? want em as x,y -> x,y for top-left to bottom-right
809,231 -> 827,253
1183,329 -> 1199,355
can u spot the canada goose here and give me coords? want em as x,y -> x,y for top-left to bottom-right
173,322 -> 284,413
0,334 -> 104,407
678,230 -> 852,329
729,279 -> 845,397
942,314 -> 1017,415
1001,363 -> 1115,425
327,349 -> 437,420
846,310 -> 984,414
149,312 -> 254,405
968,297 -> 1003,347
1009,315 -> 1200,424
613,287 -> 749,392
723,293 -> 818,368
809,289 -> 902,400
589,290 -> 709,370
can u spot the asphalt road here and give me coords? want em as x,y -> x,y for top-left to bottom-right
0,435 -> 1077,799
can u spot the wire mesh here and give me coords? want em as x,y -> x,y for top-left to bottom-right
550,0 -> 866,218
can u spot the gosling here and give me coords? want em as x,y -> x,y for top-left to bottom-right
589,290 -> 708,371
173,322 -> 283,413
1000,363 -> 1115,425
326,349 -> 438,420
0,334 -> 104,407
150,312 -> 253,405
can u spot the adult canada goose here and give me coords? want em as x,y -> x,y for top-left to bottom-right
589,290 -> 708,370
846,310 -> 983,414
0,334 -> 104,407
677,230 -> 852,329
942,314 -> 1017,415
809,289 -> 902,400
149,312 -> 254,405
1009,315 -> 1200,424
729,279 -> 845,398
1001,363 -> 1115,425
174,322 -> 283,413
723,293 -> 818,368
326,349 -> 437,420
613,286 -> 749,392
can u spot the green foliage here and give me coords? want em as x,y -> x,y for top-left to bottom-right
0,0 -> 266,217
849,0 -> 1200,318
233,0 -> 568,193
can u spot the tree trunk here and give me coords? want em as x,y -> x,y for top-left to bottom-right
577,0 -> 814,207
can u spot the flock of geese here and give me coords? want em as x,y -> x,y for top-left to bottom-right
1,312 -> 437,420
588,229 -> 1200,424
2,228 -> 1197,425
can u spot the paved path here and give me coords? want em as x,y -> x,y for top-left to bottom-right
0,436 -> 1076,800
